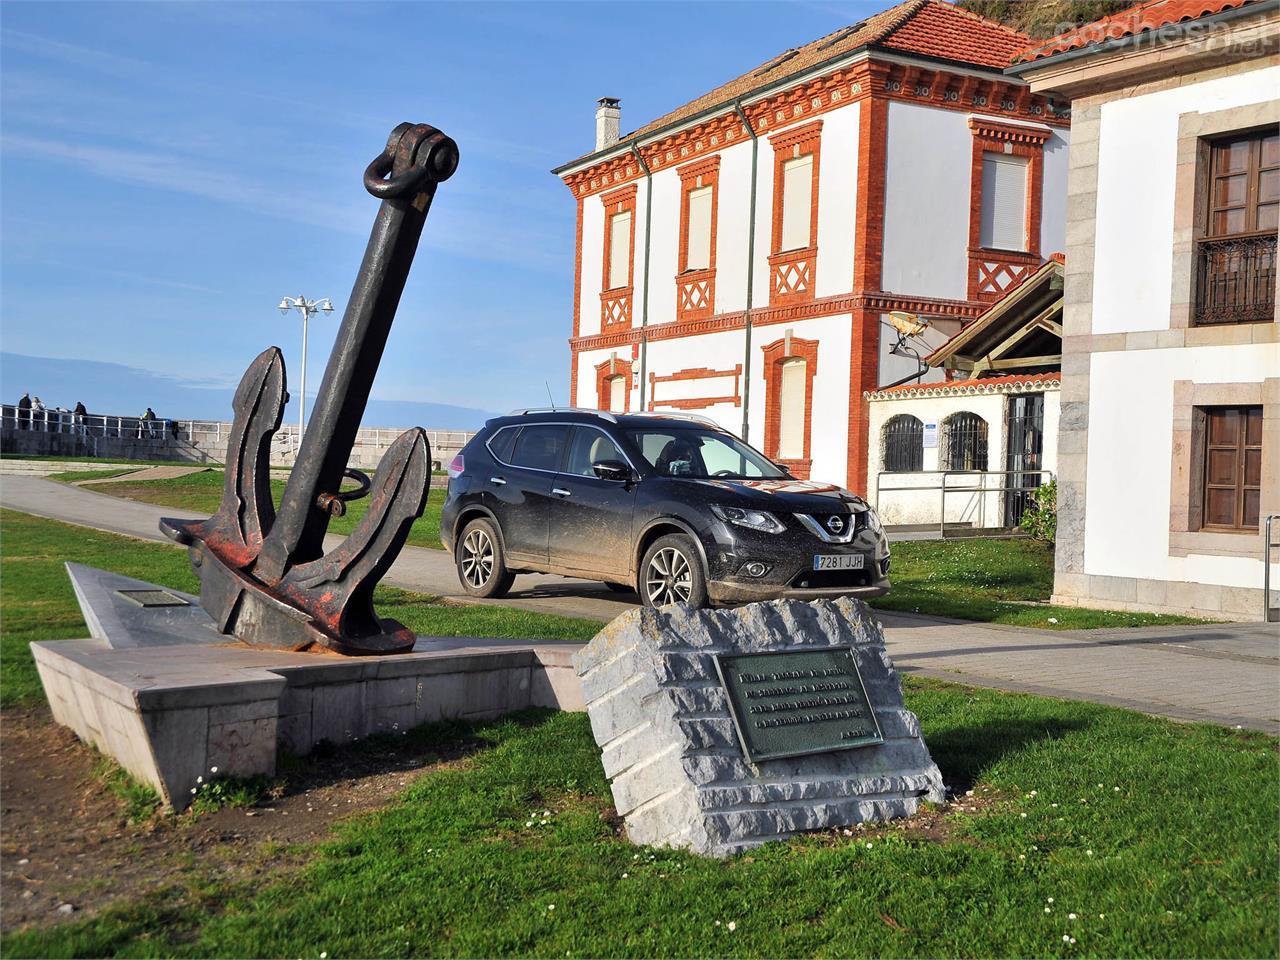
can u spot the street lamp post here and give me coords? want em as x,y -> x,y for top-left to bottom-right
277,295 -> 335,450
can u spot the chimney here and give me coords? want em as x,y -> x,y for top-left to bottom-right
595,97 -> 621,151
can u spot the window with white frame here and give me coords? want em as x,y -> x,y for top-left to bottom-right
607,211 -> 631,289
980,153 -> 1029,251
777,358 -> 808,460
685,186 -> 713,272
780,155 -> 814,252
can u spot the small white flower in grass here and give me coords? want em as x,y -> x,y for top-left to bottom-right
1063,935 -> 1071,943
1044,908 -> 1051,914
865,842 -> 873,849
715,921 -> 721,927
1097,783 -> 1102,788
541,819 -> 549,825
320,953 -> 327,959
547,904 -> 555,911
1030,790 -> 1038,797
1020,813 -> 1028,819
728,922 -> 737,932
633,854 -> 640,860
1086,849 -> 1093,856
1019,855 -> 1026,860
1098,914 -> 1105,920
1068,913 -> 1077,920
1048,617 -> 1058,624
543,810 -> 551,817
1113,786 -> 1120,792
1069,937 -> 1076,945
1047,898 -> 1054,904
191,787 -> 197,795
211,766 -> 219,774
196,776 -> 203,784
1051,803 -> 1058,808
525,821 -> 533,828
622,873 -> 628,879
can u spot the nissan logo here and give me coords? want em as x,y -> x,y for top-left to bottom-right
826,515 -> 845,534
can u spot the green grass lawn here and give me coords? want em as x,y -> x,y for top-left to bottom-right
871,538 -> 1207,630
1,511 -> 1276,957
0,510 -> 598,709
62,469 -> 446,550
7,700 -> 1277,958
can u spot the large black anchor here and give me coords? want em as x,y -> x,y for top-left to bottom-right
161,122 -> 459,655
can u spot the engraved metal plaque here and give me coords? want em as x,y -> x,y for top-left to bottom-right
714,647 -> 883,763
117,589 -> 190,608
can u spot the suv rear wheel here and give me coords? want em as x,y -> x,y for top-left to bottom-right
640,534 -> 708,609
456,518 -> 515,598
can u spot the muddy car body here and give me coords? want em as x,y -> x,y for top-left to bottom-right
441,409 -> 890,608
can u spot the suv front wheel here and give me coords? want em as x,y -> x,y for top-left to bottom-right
456,518 -> 516,598
639,534 -> 708,609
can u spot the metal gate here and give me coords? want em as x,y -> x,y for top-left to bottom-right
1004,392 -> 1045,526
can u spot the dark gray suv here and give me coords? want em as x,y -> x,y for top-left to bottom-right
441,409 -> 890,608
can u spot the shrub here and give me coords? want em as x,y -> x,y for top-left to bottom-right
1020,478 -> 1057,543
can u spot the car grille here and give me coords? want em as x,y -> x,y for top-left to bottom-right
790,569 -> 874,589
794,511 -> 860,543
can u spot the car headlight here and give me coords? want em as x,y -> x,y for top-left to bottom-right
711,504 -> 786,534
861,507 -> 884,536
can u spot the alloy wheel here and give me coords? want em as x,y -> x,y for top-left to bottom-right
460,528 -> 495,588
645,547 -> 692,606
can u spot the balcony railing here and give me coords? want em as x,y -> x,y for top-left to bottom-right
1195,232 -> 1277,325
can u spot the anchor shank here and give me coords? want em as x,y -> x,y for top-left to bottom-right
255,123 -> 458,585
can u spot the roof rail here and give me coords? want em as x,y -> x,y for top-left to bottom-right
507,407 -> 619,423
645,411 -> 721,427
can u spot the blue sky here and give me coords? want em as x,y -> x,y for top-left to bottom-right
3,0 -> 881,419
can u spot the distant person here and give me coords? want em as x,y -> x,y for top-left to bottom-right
31,396 -> 46,431
141,406 -> 157,439
16,392 -> 30,430
73,401 -> 88,437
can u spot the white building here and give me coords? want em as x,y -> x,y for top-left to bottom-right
553,0 -> 1070,494
867,256 -> 1064,531
1011,0 -> 1279,621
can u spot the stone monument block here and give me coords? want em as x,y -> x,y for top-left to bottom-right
573,598 -> 944,857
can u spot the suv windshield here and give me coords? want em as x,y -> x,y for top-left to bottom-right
626,427 -> 787,479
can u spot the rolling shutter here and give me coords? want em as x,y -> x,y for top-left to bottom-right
686,186 -> 713,271
780,155 -> 813,252
980,153 -> 1028,251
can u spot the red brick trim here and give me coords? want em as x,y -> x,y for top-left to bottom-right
595,356 -> 633,413
966,118 -> 1047,302
847,86 -> 890,494
559,61 -> 1066,200
676,156 -> 720,322
769,119 -> 822,306
568,290 -> 982,353
648,364 -> 743,411
600,184 -> 637,330
761,336 -> 819,480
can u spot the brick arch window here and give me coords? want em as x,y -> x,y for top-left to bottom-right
600,184 -> 637,330
768,120 -> 822,305
762,335 -> 819,479
882,415 -> 924,472
942,411 -> 989,471
966,118 -> 1049,302
595,356 -> 632,413
676,156 -> 720,322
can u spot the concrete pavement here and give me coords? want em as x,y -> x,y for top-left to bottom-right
2,474 -> 1277,732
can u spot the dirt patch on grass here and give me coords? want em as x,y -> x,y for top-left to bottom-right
813,783 -> 1008,847
0,707 -> 467,933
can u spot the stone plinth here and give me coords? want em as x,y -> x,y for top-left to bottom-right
573,598 -> 944,857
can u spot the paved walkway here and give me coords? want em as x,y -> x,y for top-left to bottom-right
2,475 -> 1277,732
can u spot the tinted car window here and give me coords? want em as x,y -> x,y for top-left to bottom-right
510,424 -> 568,472
565,427 -> 626,477
627,428 -> 785,479
486,426 -> 518,463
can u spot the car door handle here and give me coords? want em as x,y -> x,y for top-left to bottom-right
489,476 -> 506,486
552,487 -> 571,497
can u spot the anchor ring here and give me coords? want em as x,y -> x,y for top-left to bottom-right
364,123 -> 458,199
314,468 -> 372,518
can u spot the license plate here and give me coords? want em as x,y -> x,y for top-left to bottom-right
813,554 -> 865,571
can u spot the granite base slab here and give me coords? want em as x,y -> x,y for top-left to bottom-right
35,636 -> 586,810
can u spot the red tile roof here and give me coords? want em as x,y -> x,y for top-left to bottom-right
870,371 -> 1061,398
573,1 -> 1029,161
1014,0 -> 1260,62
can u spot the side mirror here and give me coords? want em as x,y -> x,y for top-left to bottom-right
592,459 -> 633,482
